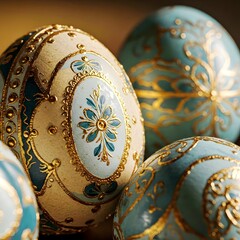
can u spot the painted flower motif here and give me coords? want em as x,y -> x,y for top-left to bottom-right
84,181 -> 118,200
78,85 -> 121,165
71,56 -> 102,74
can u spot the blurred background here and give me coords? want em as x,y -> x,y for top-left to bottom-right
1,0 -> 240,55
1,0 -> 240,239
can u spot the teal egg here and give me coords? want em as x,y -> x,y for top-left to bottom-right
113,136 -> 240,239
0,141 -> 39,239
119,6 -> 240,157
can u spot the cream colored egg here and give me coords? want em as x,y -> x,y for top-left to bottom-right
0,24 -> 145,234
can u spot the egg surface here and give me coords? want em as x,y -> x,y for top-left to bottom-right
119,6 -> 240,157
114,136 -> 240,239
0,25 -> 145,234
0,141 -> 39,239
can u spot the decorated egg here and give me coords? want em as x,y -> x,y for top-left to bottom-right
113,136 -> 240,239
0,141 -> 39,239
0,24 -> 145,234
119,5 -> 240,157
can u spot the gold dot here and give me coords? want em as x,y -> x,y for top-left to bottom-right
15,67 -> 23,75
52,158 -> 61,167
47,38 -> 55,43
6,126 -> 12,133
96,119 -> 107,131
68,32 -> 76,37
26,45 -> 35,53
8,93 -> 18,103
10,79 -> 20,89
77,44 -> 86,53
49,95 -> 57,103
81,56 -> 88,62
180,33 -> 186,39
48,125 -> 58,135
20,56 -> 29,64
175,19 -> 182,25
98,193 -> 105,200
7,137 -> 16,148
185,65 -> 190,71
77,44 -> 84,49
6,108 -> 15,119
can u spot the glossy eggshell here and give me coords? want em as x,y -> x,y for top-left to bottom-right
0,141 -> 39,239
113,136 -> 240,239
0,24 -> 145,234
119,5 -> 240,157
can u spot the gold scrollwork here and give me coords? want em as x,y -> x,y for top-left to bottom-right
128,19 -> 240,144
61,70 -> 131,184
115,137 -> 240,239
204,166 -> 240,239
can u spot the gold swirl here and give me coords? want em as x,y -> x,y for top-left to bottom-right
204,166 -> 240,239
128,19 -> 240,143
61,70 -> 131,184
120,137 -> 240,239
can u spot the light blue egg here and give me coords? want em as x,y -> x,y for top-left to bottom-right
114,136 -> 240,239
0,141 -> 39,239
119,6 -> 240,157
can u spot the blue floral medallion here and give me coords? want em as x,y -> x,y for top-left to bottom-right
78,85 -> 121,166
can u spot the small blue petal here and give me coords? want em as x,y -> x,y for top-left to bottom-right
90,61 -> 102,71
84,109 -> 97,120
87,129 -> 98,142
100,95 -> 105,105
72,61 -> 85,73
86,98 -> 97,110
109,119 -> 121,127
84,183 -> 99,197
105,181 -> 118,194
103,106 -> 112,119
94,144 -> 102,156
78,121 -> 92,129
105,140 -> 115,152
106,130 -> 116,140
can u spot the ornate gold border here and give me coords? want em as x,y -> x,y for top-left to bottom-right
61,70 -> 131,184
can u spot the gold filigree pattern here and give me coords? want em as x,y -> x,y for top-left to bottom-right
204,167 -> 240,239
61,70 -> 131,184
128,19 -> 240,144
114,137 -> 240,239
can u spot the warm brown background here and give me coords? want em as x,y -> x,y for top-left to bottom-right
1,0 -> 240,55
1,0 -> 240,239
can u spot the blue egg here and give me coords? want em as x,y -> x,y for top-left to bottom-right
113,136 -> 240,239
0,141 -> 39,239
119,6 -> 240,157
